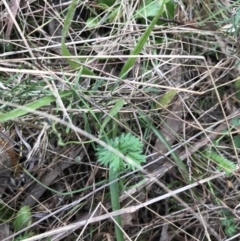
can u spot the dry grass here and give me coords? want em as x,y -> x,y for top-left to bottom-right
0,0 -> 240,240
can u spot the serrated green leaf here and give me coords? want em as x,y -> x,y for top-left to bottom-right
205,150 -> 236,175
96,133 -> 146,173
13,206 -> 31,232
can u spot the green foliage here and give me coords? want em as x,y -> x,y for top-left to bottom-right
136,0 -> 162,18
136,0 -> 175,19
96,133 -> 145,241
13,206 -> 33,240
213,117 -> 240,149
86,17 -> 100,28
107,6 -> 122,22
13,206 -> 31,232
205,150 -> 236,175
97,0 -> 115,7
14,233 -> 32,241
155,90 -> 177,109
221,210 -> 237,237
96,133 -> 146,173
95,0 -> 120,23
230,117 -> 240,127
119,0 -> 171,78
0,92 -> 72,123
208,186 -> 236,238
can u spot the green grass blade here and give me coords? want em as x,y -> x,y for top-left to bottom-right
0,92 -> 72,122
156,90 -> 177,109
61,0 -> 95,74
61,0 -> 77,42
119,0 -> 170,78
100,99 -> 125,135
109,170 -> 124,241
138,111 -> 189,182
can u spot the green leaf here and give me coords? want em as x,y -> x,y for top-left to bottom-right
109,169 -> 124,241
136,0 -> 163,18
119,0 -> 170,78
61,37 -> 95,74
225,225 -> 237,237
61,0 -> 77,42
100,99 -> 126,135
13,206 -> 31,232
108,6 -> 121,23
230,117 -> 240,127
205,150 -> 236,175
97,3 -> 109,10
96,133 -> 146,173
60,0 -> 78,67
61,44 -> 79,69
86,17 -> 100,28
97,0 -> 115,7
156,90 -> 177,109
0,92 -> 72,123
162,0 -> 175,19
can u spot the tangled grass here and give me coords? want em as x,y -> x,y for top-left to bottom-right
1,0 -> 240,240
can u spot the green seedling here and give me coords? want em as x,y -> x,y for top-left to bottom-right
96,133 -> 146,241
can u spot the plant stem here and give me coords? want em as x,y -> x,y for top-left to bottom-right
109,169 -> 124,241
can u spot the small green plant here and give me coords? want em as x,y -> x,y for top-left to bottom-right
202,118 -> 240,175
96,133 -> 146,241
221,210 -> 237,237
204,149 -> 236,175
97,133 -> 146,172
204,118 -> 238,238
13,205 -> 32,240
208,183 -> 237,238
